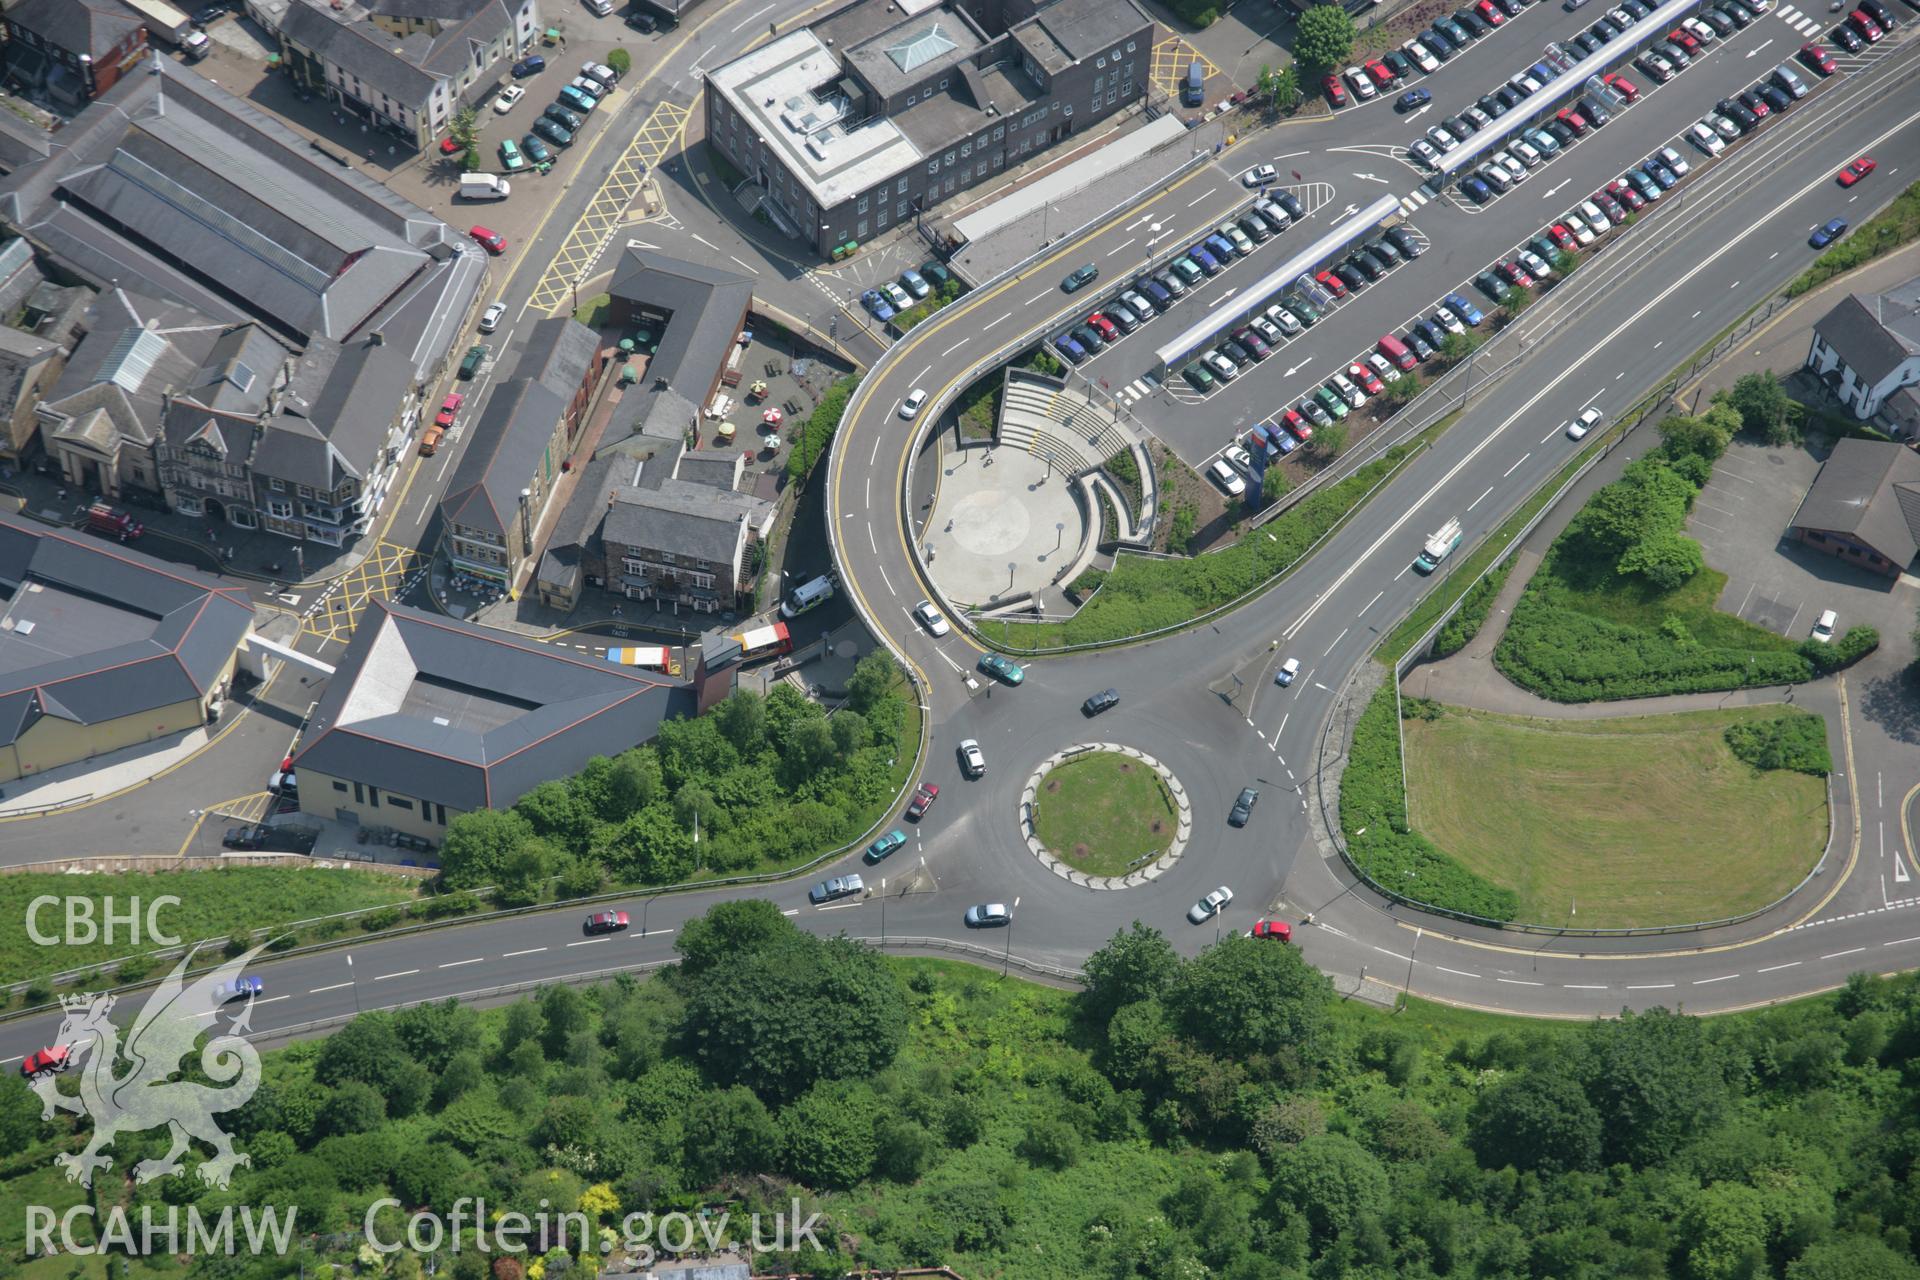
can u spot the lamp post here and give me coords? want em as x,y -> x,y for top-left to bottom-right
1002,896 -> 1021,975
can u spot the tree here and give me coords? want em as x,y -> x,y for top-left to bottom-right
1468,1070 -> 1602,1173
872,1111 -> 937,1182
318,1081 -> 387,1137
495,837 -> 556,906
438,809 -> 535,888
1617,530 -> 1704,591
779,1083 -> 877,1188
540,985 -> 590,1057
1030,348 -> 1062,377
1720,371 -> 1795,444
1438,331 -> 1479,363
846,650 -> 902,715
1787,1238 -> 1920,1280
682,1086 -> 779,1185
714,691 -> 767,753
1264,1133 -> 1388,1243
1314,421 -> 1348,458
1255,65 -> 1300,114
606,47 -> 631,77
1577,461 -> 1693,556
1583,1007 -> 1728,1167
604,748 -> 661,819
1294,4 -> 1356,74
1681,1182 -> 1771,1280
675,899 -> 796,976
1016,1115 -> 1081,1169
1659,411 -> 1733,465
1166,934 -> 1333,1063
1383,373 -> 1420,404
1080,922 -> 1181,1027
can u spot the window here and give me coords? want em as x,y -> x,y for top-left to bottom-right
333,780 -> 349,793
857,218 -> 869,237
897,177 -> 908,194
1064,105 -> 1073,116
906,92 -> 917,104
857,196 -> 868,213
960,141 -> 971,157
1096,55 -> 1106,68
1107,88 -> 1117,105
944,149 -> 955,165
1095,73 -> 1104,90
1124,81 -> 1134,97
877,207 -> 889,227
388,796 -> 414,811
992,125 -> 1003,140
939,78 -> 949,89
961,166 -> 971,182
1111,47 -> 1120,59
927,159 -> 939,175
897,200 -> 908,217
1126,40 -> 1136,52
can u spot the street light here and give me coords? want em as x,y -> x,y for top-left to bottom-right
1003,896 -> 1022,975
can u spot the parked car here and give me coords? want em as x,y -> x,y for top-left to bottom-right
468,225 -> 507,254
1811,609 -> 1838,642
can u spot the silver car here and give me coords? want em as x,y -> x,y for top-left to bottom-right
964,902 -> 1012,927
1188,885 -> 1234,923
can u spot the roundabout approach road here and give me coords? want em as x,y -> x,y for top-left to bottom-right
9,3 -> 1920,1067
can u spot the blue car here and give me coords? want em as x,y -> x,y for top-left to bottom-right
1810,217 -> 1847,248
1461,175 -> 1494,203
861,288 -> 894,320
1188,244 -> 1222,275
1396,87 -> 1432,111
1444,292 -> 1485,326
865,829 -> 907,864
215,976 -> 263,1003
1054,333 -> 1088,363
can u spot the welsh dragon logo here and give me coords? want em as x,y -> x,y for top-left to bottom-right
31,946 -> 265,1189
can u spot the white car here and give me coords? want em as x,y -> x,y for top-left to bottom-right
1577,199 -> 1610,233
1511,140 -> 1544,168
1403,38 -> 1439,72
1367,352 -> 1402,384
1250,316 -> 1284,345
1275,656 -> 1301,686
1432,307 -> 1466,335
1689,122 -> 1726,155
1683,16 -> 1716,42
1517,248 -> 1552,279
958,738 -> 986,775
1243,163 -> 1278,187
478,301 -> 506,333
1811,609 -> 1837,643
899,388 -> 928,419
1266,304 -> 1303,335
1564,213 -> 1597,245
1426,125 -> 1459,153
914,598 -> 949,635
1658,145 -> 1691,176
1224,445 -> 1254,472
1329,371 -> 1366,408
493,85 -> 525,114
1188,886 -> 1234,924
1209,458 -> 1247,496
1204,351 -> 1239,382
1494,152 -> 1528,184
1707,113 -> 1740,141
883,281 -> 913,310
1566,406 -> 1602,439
1344,67 -> 1377,100
1477,163 -> 1511,193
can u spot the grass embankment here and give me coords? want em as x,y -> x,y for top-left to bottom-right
1787,176 -> 1920,297
0,869 -> 417,989
979,421 -> 1448,651
1402,704 -> 1829,929
1032,752 -> 1177,875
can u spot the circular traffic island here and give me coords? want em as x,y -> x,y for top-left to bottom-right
1029,747 -> 1184,881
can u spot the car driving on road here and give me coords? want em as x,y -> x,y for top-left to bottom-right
964,902 -> 1012,927
958,739 -> 985,777
1228,787 -> 1259,826
1189,886 -> 1234,924
978,654 -> 1024,684
809,874 -> 864,904
906,782 -> 940,820
865,830 -> 907,863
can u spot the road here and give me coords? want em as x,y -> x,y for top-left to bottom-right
8,0 -> 1920,1058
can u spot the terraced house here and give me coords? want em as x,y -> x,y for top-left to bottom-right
278,0 -> 541,152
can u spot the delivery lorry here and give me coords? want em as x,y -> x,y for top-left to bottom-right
1413,516 -> 1462,574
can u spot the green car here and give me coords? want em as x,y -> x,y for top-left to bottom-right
521,133 -> 553,164
498,138 -> 525,171
1285,293 -> 1320,325
1313,386 -> 1349,421
459,344 -> 488,379
977,654 -> 1025,685
920,260 -> 952,287
864,829 -> 907,864
1182,361 -> 1215,392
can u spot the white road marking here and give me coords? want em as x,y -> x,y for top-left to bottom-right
1322,627 -> 1349,656
439,958 -> 484,969
1466,485 -> 1495,511
1436,965 -> 1478,978
568,938 -> 609,947
374,969 -> 419,981
943,338 -> 968,356
1497,977 -> 1544,986
1626,983 -> 1676,990
985,311 -> 1012,329
1563,983 -> 1609,990
1502,452 -> 1530,477
1821,947 -> 1866,960
309,982 -> 352,994
1757,961 -> 1801,972
1691,974 -> 1740,985
502,947 -> 547,958
1883,936 -> 1920,946
1186,189 -> 1216,207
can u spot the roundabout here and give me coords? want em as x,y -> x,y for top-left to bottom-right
1022,744 -> 1191,888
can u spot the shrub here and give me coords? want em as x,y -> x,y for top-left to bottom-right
784,376 -> 861,481
1069,568 -> 1106,597
1724,714 -> 1832,776
1339,686 -> 1520,921
1430,558 -> 1513,659
23,977 -> 52,1006
1801,625 -> 1878,676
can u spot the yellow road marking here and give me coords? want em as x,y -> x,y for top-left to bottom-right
301,540 -> 425,642
1151,36 -> 1218,97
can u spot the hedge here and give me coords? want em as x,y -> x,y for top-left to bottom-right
1801,625 -> 1879,676
980,439 -> 1421,650
785,375 -> 861,480
1430,557 -> 1514,660
1339,686 -> 1521,922
1724,712 -> 1832,776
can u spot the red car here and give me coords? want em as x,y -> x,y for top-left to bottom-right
1281,408 -> 1312,441
1849,8 -> 1882,39
1315,269 -> 1347,298
1087,313 -> 1119,342
1668,26 -> 1700,50
906,781 -> 939,820
1497,260 -> 1532,287
439,136 -> 463,155
1603,72 -> 1639,102
1364,58 -> 1396,87
434,391 -> 464,427
1475,0 -> 1505,23
1800,41 -> 1837,74
21,1045 -> 69,1078
1556,107 -> 1588,135
1323,75 -> 1348,107
1348,362 -> 1384,396
1250,919 -> 1293,943
584,910 -> 629,934
1606,180 -> 1645,211
469,225 -> 507,254
1548,223 -> 1578,253
1838,156 -> 1876,187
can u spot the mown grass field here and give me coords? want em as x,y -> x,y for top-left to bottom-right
1402,703 -> 1828,928
1032,752 -> 1177,875
0,868 -> 418,987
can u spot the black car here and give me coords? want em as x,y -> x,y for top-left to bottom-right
1447,113 -> 1477,138
625,10 -> 657,30
1383,49 -> 1415,78
1589,18 -> 1617,41
1572,30 -> 1603,54
1083,688 -> 1120,716
1368,237 -> 1402,267
1860,0 -> 1895,27
1478,93 -> 1507,119
1220,339 -> 1253,367
1424,25 -> 1458,55
1072,324 -> 1105,352
1411,317 -> 1444,350
1495,0 -> 1524,15
1832,22 -> 1864,49
1272,190 -> 1305,220
1453,8 -> 1490,36
1697,8 -> 1735,34
1495,85 -> 1524,111
1435,15 -> 1473,43
1717,98 -> 1758,131
1715,0 -> 1750,24
223,826 -> 267,850
1622,0 -> 1651,15
1334,263 -> 1368,292
1385,225 -> 1424,258
1404,327 -> 1435,360
1757,82 -> 1791,112
1347,252 -> 1384,282
1474,270 -> 1512,303
1544,119 -> 1577,146
1581,95 -> 1611,126
544,103 -> 584,130
191,2 -> 232,25
1229,787 -> 1259,827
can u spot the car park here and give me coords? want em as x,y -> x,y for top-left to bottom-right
1204,351 -> 1239,382
1838,156 -> 1876,186
1313,385 -> 1349,420
1658,38 -> 1691,66
1324,75 -> 1349,107
1121,290 -> 1156,321
1445,292 -> 1484,325
1642,159 -> 1677,189
1475,271 -> 1511,303
1462,175 -> 1494,204
1405,325 -> 1436,359
1498,259 -> 1533,287
532,116 -> 574,146
1604,181 -> 1641,213
1220,222 -> 1255,255
1405,37 -> 1441,70
1298,395 -> 1332,428
1365,58 -> 1398,87
1604,73 -> 1639,103
1811,217 -> 1848,248
1384,49 -> 1415,80
1848,9 -> 1882,40
1757,82 -> 1791,113
584,910 -> 630,934
1265,305 -> 1303,336
1801,41 -> 1838,73
905,781 -> 940,820
1072,324 -> 1104,353
1329,371 -> 1367,408
1409,136 -> 1441,169
1861,0 -> 1894,28
1477,163 -> 1511,194
1279,410 -> 1313,443
1219,339 -> 1252,368
1347,251 -> 1384,282
1228,787 -> 1258,826
1477,94 -> 1507,120
1437,15 -> 1473,42
1087,313 -> 1119,342
1578,198 -> 1611,232
1208,456 -> 1247,495
1832,22 -> 1863,51
1182,361 -> 1213,391
1398,87 -> 1432,112
1424,25 -> 1457,57
1237,213 -> 1271,244
558,85 -> 599,114
1455,8 -> 1490,37
1188,245 -> 1222,275
1352,360 -> 1388,393
1625,169 -> 1660,202
1517,248 -> 1553,279
1528,128 -> 1562,157
809,874 -> 864,904
1431,306 -> 1466,336
1564,212 -> 1596,244
1811,609 -> 1838,642
1494,153 -> 1527,184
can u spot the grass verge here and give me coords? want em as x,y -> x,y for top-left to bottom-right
0,869 -> 417,989
1032,751 -> 1177,875
1402,703 -> 1829,928
1786,176 -> 1920,297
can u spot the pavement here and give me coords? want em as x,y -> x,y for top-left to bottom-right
923,444 -> 1087,607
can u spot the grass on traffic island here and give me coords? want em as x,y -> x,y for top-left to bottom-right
1400,702 -> 1829,930
1031,751 -> 1177,877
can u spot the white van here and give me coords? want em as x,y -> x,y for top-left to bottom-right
460,173 -> 511,200
780,575 -> 834,618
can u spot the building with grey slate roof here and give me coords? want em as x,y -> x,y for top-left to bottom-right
0,56 -> 487,547
0,324 -> 62,464
2,0 -> 148,108
0,111 -> 52,178
0,509 -> 253,782
291,600 -> 695,838
1787,437 -> 1920,578
606,248 -> 754,412
278,0 -> 539,151
1805,275 -> 1920,426
704,0 -> 1149,256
